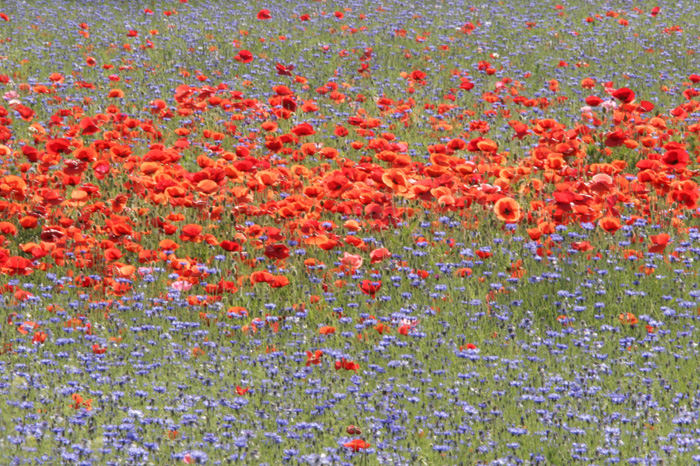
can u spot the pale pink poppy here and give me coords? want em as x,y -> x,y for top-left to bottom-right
340,252 -> 363,270
369,247 -> 391,264
170,280 -> 192,292
590,173 -> 614,194
601,99 -> 618,112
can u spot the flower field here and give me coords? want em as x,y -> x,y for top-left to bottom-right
0,0 -> 698,464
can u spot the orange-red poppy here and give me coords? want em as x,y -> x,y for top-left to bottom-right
494,197 -> 522,223
70,393 -> 92,411
618,312 -> 638,326
335,358 -> 359,371
306,350 -> 323,366
236,385 -> 249,395
235,49 -> 254,63
108,88 -> 125,98
0,221 -> 17,236
598,216 -> 621,234
369,247 -> 391,264
476,138 -> 498,153
180,224 -> 203,242
196,179 -> 219,195
612,87 -> 635,104
158,239 -> 179,251
381,169 -> 408,193
648,233 -> 670,253
343,439 -> 370,452
32,331 -> 47,344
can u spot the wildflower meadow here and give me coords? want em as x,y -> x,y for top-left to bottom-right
0,0 -> 698,464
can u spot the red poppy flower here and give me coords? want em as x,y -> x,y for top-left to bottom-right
598,216 -> 621,234
374,323 -> 390,335
250,271 -> 274,284
63,159 -> 87,175
104,247 -> 123,262
257,9 -> 271,20
196,179 -> 219,195
107,88 -> 125,98
334,358 -> 359,371
359,280 -> 381,298
276,62 -> 294,76
494,197 -> 522,223
572,241 -> 594,252
0,222 -> 17,236
264,244 -> 289,260
662,149 -> 689,169
319,147 -> 338,159
476,139 -> 498,153
220,240 -> 240,252
460,79 -> 474,91
589,173 -> 614,194
269,275 -> 290,288
581,78 -> 596,89
273,85 -> 293,96
476,249 -> 492,259
2,256 -> 33,276
369,247 -> 391,264
585,95 -> 603,106
70,393 -> 92,411
234,50 -> 254,63
638,100 -> 654,112
669,186 -> 698,209
343,439 -> 370,452
381,169 -> 408,193
13,104 -> 35,121
46,138 -> 72,154
618,312 -> 638,326
32,331 -> 47,344
180,224 -> 203,242
306,350 -> 323,366
612,87 -> 635,104
648,233 -> 670,253
236,386 -> 249,395
291,122 -> 315,136
604,130 -> 626,147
